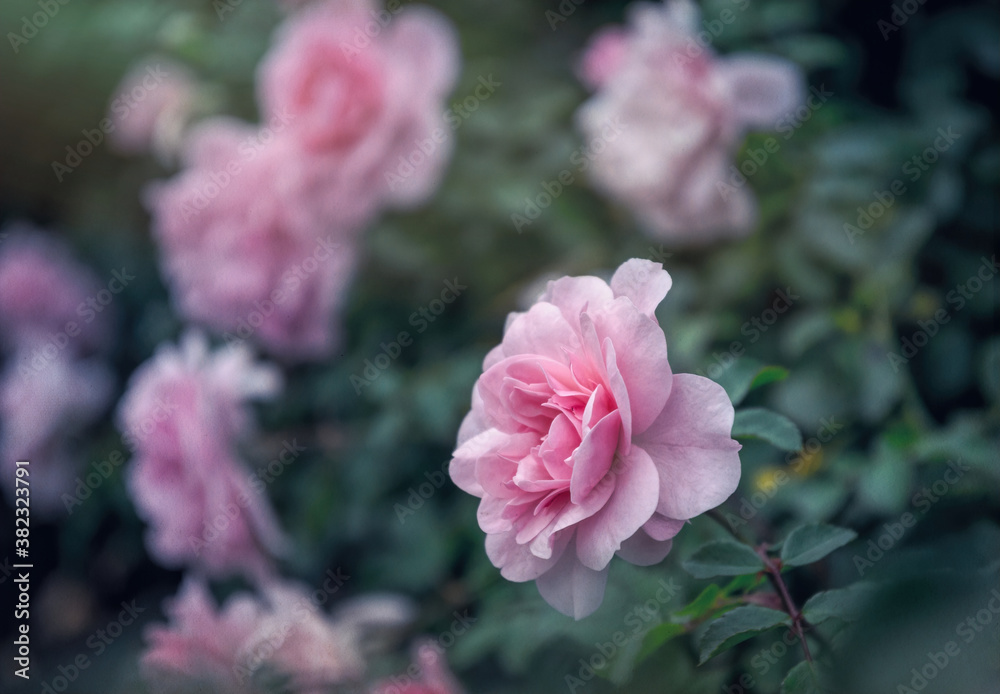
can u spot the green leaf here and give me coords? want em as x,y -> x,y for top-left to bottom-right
722,573 -> 767,595
715,360 -> 789,406
636,622 -> 686,662
801,583 -> 877,624
675,585 -> 723,619
683,541 -> 766,579
780,523 -> 858,568
697,606 -> 790,664
750,366 -> 791,391
781,661 -> 831,694
732,408 -> 803,451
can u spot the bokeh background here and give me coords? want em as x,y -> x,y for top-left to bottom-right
0,0 -> 998,692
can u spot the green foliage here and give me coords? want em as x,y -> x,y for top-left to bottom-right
781,661 -> 832,694
682,541 -> 766,579
733,408 -> 804,451
780,523 -> 858,568
697,606 -> 790,665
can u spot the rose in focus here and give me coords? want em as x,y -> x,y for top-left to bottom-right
449,259 -> 742,618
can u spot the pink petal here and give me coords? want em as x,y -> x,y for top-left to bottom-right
486,531 -> 568,582
535,541 -> 610,619
386,7 -> 461,97
592,297 -> 671,435
569,410 -> 621,503
643,513 -> 685,541
616,532 -> 673,566
718,54 -> 805,130
575,444 -> 660,570
602,338 -> 632,452
502,302 -> 580,363
609,259 -> 673,319
577,26 -> 630,90
636,374 -> 742,520
539,275 -> 614,334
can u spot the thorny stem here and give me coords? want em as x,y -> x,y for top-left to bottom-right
705,509 -> 814,664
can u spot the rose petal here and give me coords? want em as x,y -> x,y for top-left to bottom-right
569,410 -> 621,503
718,54 -> 805,130
535,541 -> 610,619
616,532 -> 673,566
609,259 -> 673,318
637,374 -> 742,519
592,297 -> 671,435
575,444 -> 660,570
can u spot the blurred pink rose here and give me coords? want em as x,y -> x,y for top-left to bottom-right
370,640 -> 465,694
143,578 -> 266,694
108,58 -> 197,159
117,331 -> 288,580
0,227 -> 116,516
0,351 -> 114,515
0,227 -> 110,353
257,0 -> 460,210
144,577 -> 411,693
449,259 -> 742,618
241,581 -> 367,693
576,0 -> 804,242
146,118 -> 359,360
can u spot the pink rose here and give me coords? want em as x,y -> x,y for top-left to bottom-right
0,350 -> 114,515
0,227 -> 115,515
576,0 -> 804,242
108,58 -> 197,159
0,227 -> 111,353
257,0 -> 460,210
117,331 -> 288,579
143,577 -> 410,693
241,582 -> 368,692
449,259 -> 742,618
370,640 -> 465,694
142,578 -> 266,694
146,118 -> 359,360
